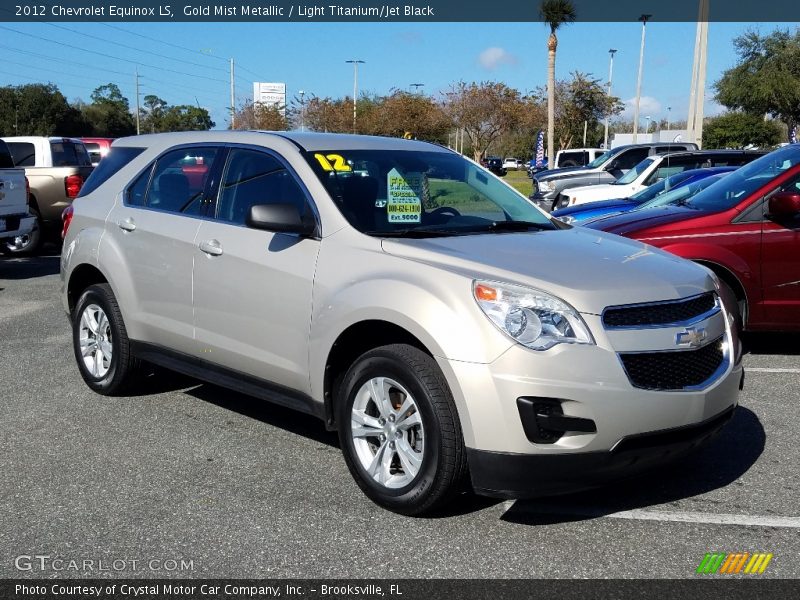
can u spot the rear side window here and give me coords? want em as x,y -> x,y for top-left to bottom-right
130,147 -> 218,215
79,147 -> 145,197
615,148 -> 650,170
7,142 -> 36,166
216,148 -> 308,225
51,141 -> 92,167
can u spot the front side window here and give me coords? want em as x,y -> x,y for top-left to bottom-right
613,148 -> 650,171
304,149 -> 555,236
216,148 -> 308,225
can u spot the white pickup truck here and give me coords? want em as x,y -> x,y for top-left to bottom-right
1,136 -> 93,254
0,139 -> 36,251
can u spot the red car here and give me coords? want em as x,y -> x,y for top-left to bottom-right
586,145 -> 800,331
80,137 -> 114,166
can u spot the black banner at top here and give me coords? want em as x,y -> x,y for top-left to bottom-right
2,0 -> 800,23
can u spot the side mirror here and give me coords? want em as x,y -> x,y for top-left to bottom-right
246,203 -> 316,236
767,191 -> 800,218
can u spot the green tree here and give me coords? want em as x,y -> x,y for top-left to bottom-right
540,0 -> 576,168
140,95 -> 168,133
161,105 -> 215,131
551,72 -> 623,150
359,90 -> 450,142
714,28 -> 800,131
702,112 -> 782,149
442,81 -> 525,161
80,83 -> 135,137
0,83 -> 85,136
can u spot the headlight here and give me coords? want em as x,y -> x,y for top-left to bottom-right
473,281 -> 594,350
536,180 -> 554,193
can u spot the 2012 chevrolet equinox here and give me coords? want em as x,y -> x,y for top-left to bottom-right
61,131 -> 742,515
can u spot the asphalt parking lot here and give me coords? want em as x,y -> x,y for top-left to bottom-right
1,254 -> 798,579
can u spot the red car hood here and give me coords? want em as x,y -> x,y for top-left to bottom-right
584,205 -> 706,236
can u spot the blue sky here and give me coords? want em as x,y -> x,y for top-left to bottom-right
0,21 -> 788,130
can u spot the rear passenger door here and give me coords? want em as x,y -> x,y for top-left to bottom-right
105,145 -> 219,353
192,146 -> 320,393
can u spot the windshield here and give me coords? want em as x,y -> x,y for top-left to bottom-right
684,146 -> 800,212
637,173 -> 730,210
629,170 -> 698,203
614,157 -> 655,185
586,148 -> 618,169
305,149 -> 555,236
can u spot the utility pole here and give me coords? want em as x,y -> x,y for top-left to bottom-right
604,49 -> 617,149
632,14 -> 652,144
134,67 -> 140,135
230,58 -> 236,129
687,0 -> 709,148
346,59 -> 365,133
299,90 -> 305,132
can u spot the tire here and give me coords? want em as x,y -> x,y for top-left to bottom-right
4,208 -> 42,255
336,344 -> 467,516
72,283 -> 139,395
718,280 -> 745,333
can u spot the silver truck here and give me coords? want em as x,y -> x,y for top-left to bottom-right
61,131 -> 742,515
0,139 -> 36,250
1,136 -> 93,254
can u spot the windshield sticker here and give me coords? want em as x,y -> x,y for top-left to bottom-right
315,153 -> 352,172
387,168 -> 422,223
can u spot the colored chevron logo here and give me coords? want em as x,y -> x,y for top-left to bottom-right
696,552 -> 773,574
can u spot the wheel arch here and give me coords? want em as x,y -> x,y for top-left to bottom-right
66,263 -> 109,313
321,320 -> 432,431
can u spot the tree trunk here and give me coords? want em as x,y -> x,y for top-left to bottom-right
547,33 -> 557,170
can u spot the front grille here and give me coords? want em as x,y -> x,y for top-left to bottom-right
619,336 -> 725,391
603,292 -> 717,328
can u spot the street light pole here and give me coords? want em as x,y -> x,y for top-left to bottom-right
604,48 -> 617,150
666,106 -> 671,130
410,83 -> 424,94
645,116 -> 651,135
298,90 -> 305,132
345,59 -> 365,133
632,14 -> 652,144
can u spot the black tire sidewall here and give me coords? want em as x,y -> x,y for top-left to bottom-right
72,285 -> 124,393
338,351 -> 446,512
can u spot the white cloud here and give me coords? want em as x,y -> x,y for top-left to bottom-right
478,47 -> 518,70
622,96 -> 662,119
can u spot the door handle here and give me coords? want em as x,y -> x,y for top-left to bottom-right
117,217 -> 136,232
199,239 -> 223,256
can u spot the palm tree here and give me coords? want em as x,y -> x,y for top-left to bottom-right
540,0 -> 576,169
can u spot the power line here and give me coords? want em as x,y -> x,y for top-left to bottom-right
0,43 -> 224,102
0,25 -> 229,84
43,21 -> 230,74
98,22 -> 230,63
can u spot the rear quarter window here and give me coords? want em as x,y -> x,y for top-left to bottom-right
79,147 -> 146,197
7,142 -> 36,166
0,140 -> 13,168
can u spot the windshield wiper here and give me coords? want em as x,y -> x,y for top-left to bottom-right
364,229 -> 462,238
484,220 -> 553,232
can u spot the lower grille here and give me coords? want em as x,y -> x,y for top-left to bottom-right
619,336 -> 725,391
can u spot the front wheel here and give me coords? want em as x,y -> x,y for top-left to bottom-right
337,344 -> 467,515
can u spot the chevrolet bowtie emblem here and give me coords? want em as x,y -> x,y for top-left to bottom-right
676,327 -> 708,348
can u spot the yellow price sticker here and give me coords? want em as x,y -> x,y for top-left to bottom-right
314,153 -> 352,172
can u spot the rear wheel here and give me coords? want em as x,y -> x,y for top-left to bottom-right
337,344 -> 467,515
4,209 -> 42,255
72,283 -> 139,394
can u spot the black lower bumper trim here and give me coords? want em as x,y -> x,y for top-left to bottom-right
468,406 -> 735,499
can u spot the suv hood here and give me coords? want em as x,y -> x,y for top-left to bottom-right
534,165 -> 593,181
381,227 -> 713,315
